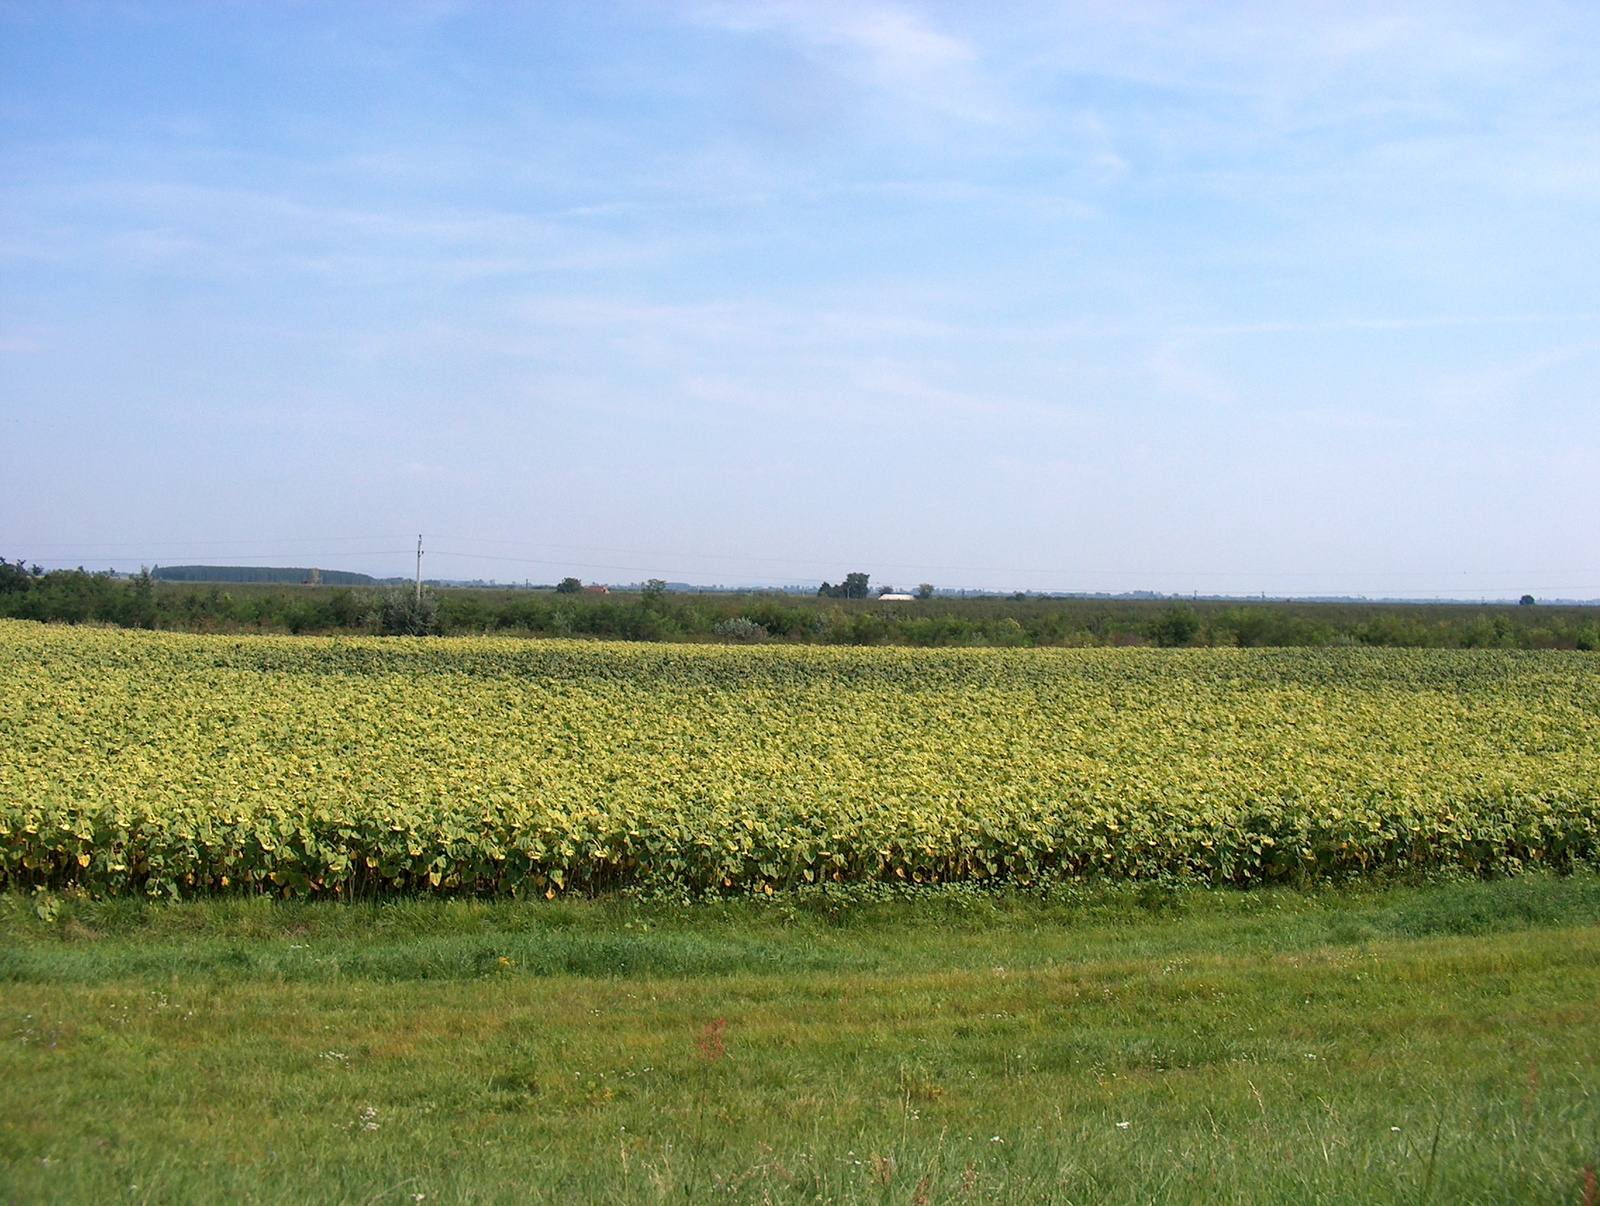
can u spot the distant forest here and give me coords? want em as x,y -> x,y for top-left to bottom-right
3,560 -> 1597,650
152,565 -> 380,585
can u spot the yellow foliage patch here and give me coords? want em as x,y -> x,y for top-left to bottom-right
2,622 -> 1596,896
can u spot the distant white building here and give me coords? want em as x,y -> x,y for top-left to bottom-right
878,593 -> 915,602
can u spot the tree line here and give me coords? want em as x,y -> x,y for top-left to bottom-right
2,561 -> 1597,649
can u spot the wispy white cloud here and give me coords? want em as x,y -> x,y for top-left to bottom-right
0,174 -> 678,283
694,0 -> 1001,125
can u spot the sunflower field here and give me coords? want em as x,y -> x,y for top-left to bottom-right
2,621 -> 1597,897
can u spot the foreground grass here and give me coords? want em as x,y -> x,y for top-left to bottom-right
3,876 -> 1598,1204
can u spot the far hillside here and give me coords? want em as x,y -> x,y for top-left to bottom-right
151,565 -> 379,585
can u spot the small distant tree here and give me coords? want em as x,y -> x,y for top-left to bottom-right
1150,603 -> 1200,647
556,577 -> 583,594
1519,594 -> 1536,606
713,617 -> 767,643
124,568 -> 157,629
644,578 -> 667,599
915,583 -> 934,601
817,572 -> 871,599
369,586 -> 438,636
0,558 -> 34,594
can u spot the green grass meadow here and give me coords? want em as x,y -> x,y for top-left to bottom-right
3,875 -> 1599,1204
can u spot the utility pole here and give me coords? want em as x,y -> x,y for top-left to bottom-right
415,535 -> 423,606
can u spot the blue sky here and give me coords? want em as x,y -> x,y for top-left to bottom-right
3,2 -> 1597,597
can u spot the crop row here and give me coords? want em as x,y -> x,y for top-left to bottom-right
2,622 -> 1597,897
